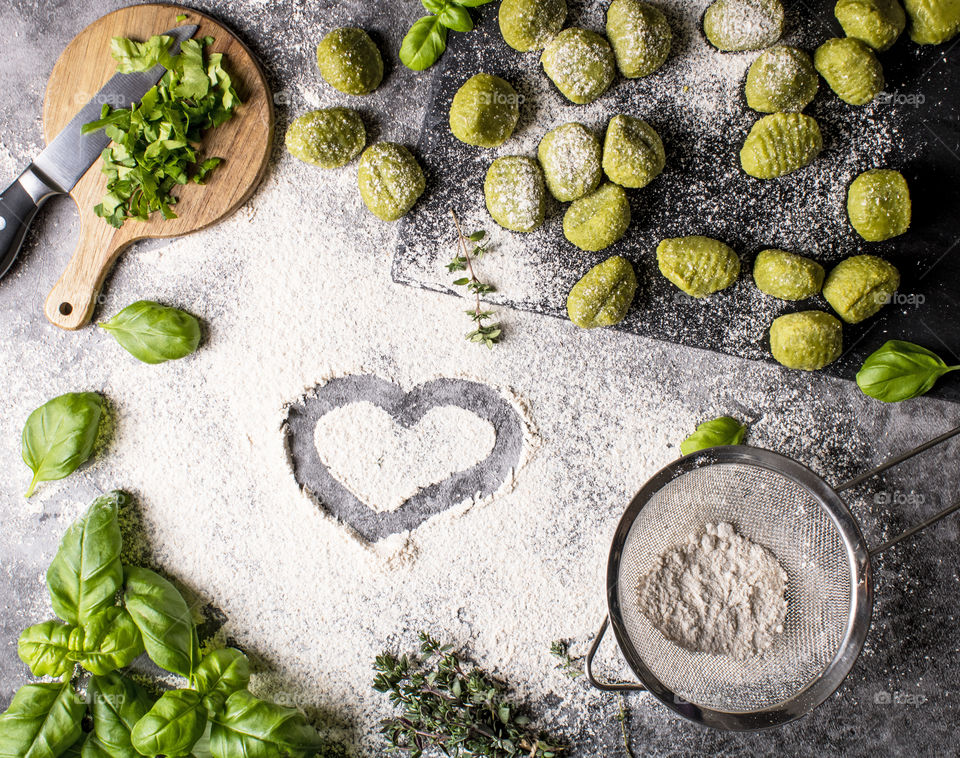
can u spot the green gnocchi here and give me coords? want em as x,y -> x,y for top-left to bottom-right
566,256 -> 638,329
541,28 -> 617,104
285,108 -> 366,169
822,254 -> 900,323
357,143 -> 425,222
769,311 -> 843,370
606,0 -> 673,78
753,249 -> 825,300
563,182 -> 632,251
484,156 -> 547,233
703,0 -> 785,52
814,37 -> 884,105
602,115 -> 666,189
745,46 -> 819,113
538,123 -> 603,202
499,0 -> 568,51
449,74 -> 521,149
904,0 -> 960,44
656,236 -> 740,297
316,28 -> 383,96
740,112 -> 823,179
835,0 -> 906,50
847,169 -> 911,241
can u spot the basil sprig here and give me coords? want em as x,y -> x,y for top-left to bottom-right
100,300 -> 202,364
21,392 -> 104,497
857,340 -> 960,403
401,0 -> 494,71
680,416 -> 748,456
1,492 -> 347,758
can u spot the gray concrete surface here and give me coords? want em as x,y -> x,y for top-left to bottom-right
1,1 -> 959,757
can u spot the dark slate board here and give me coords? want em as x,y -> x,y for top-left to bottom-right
393,0 -> 960,401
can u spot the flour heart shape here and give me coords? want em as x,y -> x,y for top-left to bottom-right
285,375 -> 525,542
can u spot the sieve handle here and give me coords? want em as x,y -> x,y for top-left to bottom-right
584,617 -> 646,693
836,424 -> 960,556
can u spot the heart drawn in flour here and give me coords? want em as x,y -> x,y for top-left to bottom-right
284,375 -> 525,542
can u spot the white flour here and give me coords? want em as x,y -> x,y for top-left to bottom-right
638,522 -> 788,659
0,0 -> 954,754
313,402 -> 496,513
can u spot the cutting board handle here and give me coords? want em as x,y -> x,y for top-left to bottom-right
44,215 -> 129,330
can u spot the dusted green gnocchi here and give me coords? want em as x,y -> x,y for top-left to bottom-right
740,112 -> 823,179
814,37 -> 884,105
316,28 -> 383,96
566,256 -> 638,328
538,123 -> 603,202
822,254 -> 900,323
656,236 -> 740,297
753,249 -> 825,300
484,156 -> 547,233
449,74 -> 521,149
357,143 -> 425,222
541,28 -> 617,104
703,0 -> 785,51
745,46 -> 818,113
769,311 -> 843,370
904,0 -> 960,44
847,169 -> 911,241
285,108 -> 366,169
499,0 -> 567,51
606,0 -> 673,78
602,115 -> 666,189
563,182 -> 632,251
835,0 -> 906,50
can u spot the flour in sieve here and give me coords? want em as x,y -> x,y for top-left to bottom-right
638,522 -> 788,659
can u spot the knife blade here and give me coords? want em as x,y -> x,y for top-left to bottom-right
0,24 -> 198,281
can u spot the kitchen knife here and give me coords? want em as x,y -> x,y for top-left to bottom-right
0,24 -> 198,281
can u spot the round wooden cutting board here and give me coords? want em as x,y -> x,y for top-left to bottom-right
41,3 -> 274,330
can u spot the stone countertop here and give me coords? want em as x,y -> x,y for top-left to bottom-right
0,1 -> 958,756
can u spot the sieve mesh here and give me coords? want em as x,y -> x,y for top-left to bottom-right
614,463 -> 852,713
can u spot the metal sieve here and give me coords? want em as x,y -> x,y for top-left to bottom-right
586,426 -> 960,731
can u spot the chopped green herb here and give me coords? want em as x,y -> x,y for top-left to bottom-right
81,34 -> 240,228
176,13 -> 187,22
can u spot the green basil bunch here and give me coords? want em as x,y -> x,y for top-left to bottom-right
0,492 -> 346,758
680,416 -> 748,455
857,340 -> 959,403
401,0 -> 494,71
21,392 -> 104,497
100,300 -> 202,364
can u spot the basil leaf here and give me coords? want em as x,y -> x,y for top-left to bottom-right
21,392 -> 104,497
400,16 -> 448,71
109,35 -> 174,73
209,690 -> 327,758
123,565 -> 199,677
0,681 -> 86,758
72,607 -> 145,675
192,648 -> 251,715
78,736 -> 112,758
438,5 -> 474,31
46,492 -> 124,625
131,689 -> 207,758
17,620 -> 75,678
856,340 -> 959,403
680,416 -> 747,456
89,673 -> 155,758
421,0 -> 447,11
101,301 -> 202,365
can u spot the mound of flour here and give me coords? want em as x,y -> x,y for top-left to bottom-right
638,522 -> 787,659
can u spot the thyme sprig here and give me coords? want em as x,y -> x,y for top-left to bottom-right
448,210 -> 502,349
374,632 -> 565,757
549,641 -> 583,680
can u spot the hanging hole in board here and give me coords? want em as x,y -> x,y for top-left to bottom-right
59,302 -> 72,316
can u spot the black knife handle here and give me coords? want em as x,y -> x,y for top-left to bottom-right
0,167 -> 62,281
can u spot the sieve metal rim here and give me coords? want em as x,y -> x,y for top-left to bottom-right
603,446 -> 873,731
